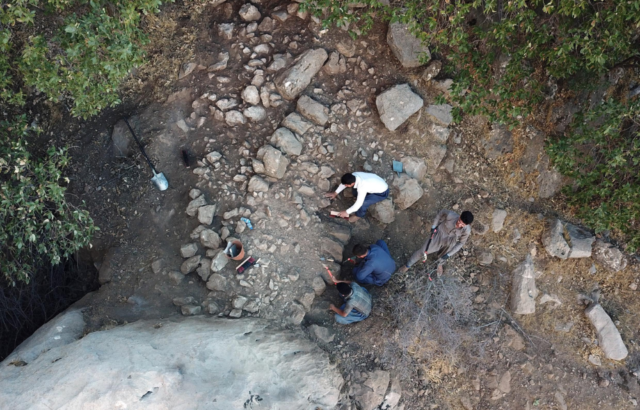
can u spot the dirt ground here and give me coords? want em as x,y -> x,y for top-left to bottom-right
45,1 -> 640,409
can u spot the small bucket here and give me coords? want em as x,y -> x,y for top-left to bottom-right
227,240 -> 245,261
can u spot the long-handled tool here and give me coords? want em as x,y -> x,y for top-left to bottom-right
422,228 -> 438,281
322,264 -> 337,284
123,119 -> 169,191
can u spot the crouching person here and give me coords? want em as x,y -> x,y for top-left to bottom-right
330,282 -> 372,324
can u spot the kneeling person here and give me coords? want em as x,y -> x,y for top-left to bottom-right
324,172 -> 389,222
352,240 -> 396,286
330,282 -> 372,325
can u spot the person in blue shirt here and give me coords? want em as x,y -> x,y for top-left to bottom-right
351,240 -> 396,286
330,281 -> 372,324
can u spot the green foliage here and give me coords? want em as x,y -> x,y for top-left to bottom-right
547,99 -> 640,252
0,117 -> 97,285
1,0 -> 166,118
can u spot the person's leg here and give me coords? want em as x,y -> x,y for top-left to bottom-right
376,239 -> 391,255
355,190 -> 388,218
335,310 -> 367,324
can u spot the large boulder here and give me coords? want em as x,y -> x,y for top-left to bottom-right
248,175 -> 269,192
425,104 -> 453,126
542,219 -> 570,259
376,84 -> 424,131
565,223 -> 595,258
321,237 -> 344,261
387,22 -> 430,68
270,128 -> 302,156
585,304 -> 628,360
2,309 -> 85,365
282,112 -> 313,135
257,145 -> 290,179
0,318 -> 344,409
592,240 -> 628,272
402,157 -> 427,180
370,198 -> 395,224
392,175 -> 423,210
542,219 -> 595,259
297,95 -> 329,125
510,255 -> 537,315
275,49 -> 328,100
351,370 -> 392,410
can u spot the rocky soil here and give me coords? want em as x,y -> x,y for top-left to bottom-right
3,1 -> 639,409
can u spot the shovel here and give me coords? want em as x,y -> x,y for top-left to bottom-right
123,119 -> 169,191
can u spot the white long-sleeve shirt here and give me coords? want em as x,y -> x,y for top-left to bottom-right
335,172 -> 388,214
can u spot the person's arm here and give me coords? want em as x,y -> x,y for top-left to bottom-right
431,209 -> 448,229
346,188 -> 366,214
330,303 -> 352,317
354,261 -> 375,283
445,227 -> 471,258
335,184 -> 346,194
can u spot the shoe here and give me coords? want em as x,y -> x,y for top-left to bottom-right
349,215 -> 360,223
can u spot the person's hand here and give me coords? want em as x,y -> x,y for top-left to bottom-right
329,304 -> 337,312
324,192 -> 338,199
397,266 -> 408,274
338,210 -> 349,218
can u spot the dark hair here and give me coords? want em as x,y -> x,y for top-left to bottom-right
460,211 -> 474,225
336,282 -> 352,296
352,244 -> 369,257
341,173 -> 356,185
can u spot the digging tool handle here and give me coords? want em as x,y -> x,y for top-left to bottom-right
422,228 -> 437,263
123,119 -> 158,174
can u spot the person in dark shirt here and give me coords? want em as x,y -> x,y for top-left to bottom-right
351,240 -> 396,286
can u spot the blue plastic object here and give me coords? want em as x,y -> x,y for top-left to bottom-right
392,160 -> 403,176
241,217 -> 253,230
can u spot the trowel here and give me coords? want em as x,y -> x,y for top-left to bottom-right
123,119 -> 169,191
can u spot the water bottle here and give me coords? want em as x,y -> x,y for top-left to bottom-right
241,217 -> 253,230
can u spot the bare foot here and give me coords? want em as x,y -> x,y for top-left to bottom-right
437,264 -> 443,275
349,215 -> 360,223
397,266 -> 408,274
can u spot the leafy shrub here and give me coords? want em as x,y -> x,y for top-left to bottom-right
547,98 -> 640,251
1,0 -> 167,118
0,117 -> 97,285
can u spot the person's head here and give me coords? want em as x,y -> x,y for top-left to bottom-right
352,244 -> 369,258
341,173 -> 356,187
456,211 -> 474,229
336,282 -> 353,297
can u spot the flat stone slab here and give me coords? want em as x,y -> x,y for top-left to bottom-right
275,48 -> 328,100
282,112 -> 313,135
376,84 -> 423,131
387,22 -> 430,68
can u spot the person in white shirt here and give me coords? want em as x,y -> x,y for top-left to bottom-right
324,172 -> 389,222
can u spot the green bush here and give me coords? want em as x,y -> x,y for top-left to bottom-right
547,99 -> 640,251
1,0 -> 167,118
0,117 -> 97,285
